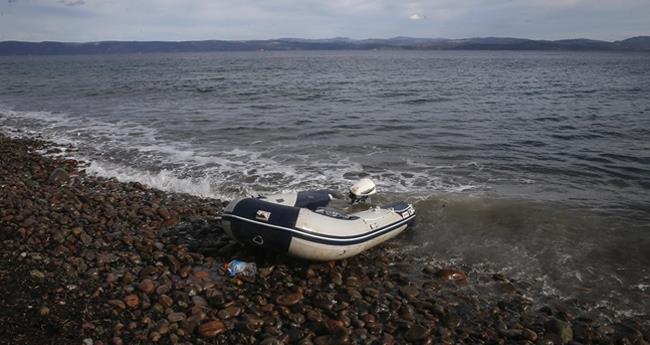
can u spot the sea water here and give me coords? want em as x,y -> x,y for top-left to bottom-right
1,50 -> 649,315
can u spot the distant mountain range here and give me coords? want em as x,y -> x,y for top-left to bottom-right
1,36 -> 649,55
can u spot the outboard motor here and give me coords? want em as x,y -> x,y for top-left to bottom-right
349,178 -> 377,203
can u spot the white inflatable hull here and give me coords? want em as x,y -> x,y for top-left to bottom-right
286,224 -> 409,261
222,190 -> 415,261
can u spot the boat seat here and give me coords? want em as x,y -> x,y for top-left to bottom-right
295,190 -> 333,210
314,207 -> 359,220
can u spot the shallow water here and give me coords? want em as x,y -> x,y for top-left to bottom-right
1,50 -> 649,315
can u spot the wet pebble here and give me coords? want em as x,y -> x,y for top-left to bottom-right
218,305 -> 242,319
399,285 -> 420,299
123,294 -> 140,309
167,312 -> 187,323
138,279 -> 156,294
198,320 -> 226,337
30,269 -> 45,279
259,337 -> 283,345
546,318 -> 574,344
48,168 -> 69,185
276,292 -> 303,306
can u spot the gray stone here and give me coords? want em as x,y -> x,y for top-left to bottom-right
546,318 -> 573,344
405,325 -> 430,342
48,168 -> 69,185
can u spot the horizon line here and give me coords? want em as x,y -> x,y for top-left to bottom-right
2,35 -> 649,44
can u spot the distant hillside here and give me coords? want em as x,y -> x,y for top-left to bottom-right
1,36 -> 649,55
617,36 -> 650,50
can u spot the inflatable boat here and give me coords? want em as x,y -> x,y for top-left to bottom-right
222,179 -> 416,261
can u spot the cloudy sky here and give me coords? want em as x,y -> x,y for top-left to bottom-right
1,0 -> 648,42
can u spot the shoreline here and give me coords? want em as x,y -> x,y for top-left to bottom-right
1,132 -> 648,345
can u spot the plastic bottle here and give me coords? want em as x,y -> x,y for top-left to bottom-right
224,260 -> 257,277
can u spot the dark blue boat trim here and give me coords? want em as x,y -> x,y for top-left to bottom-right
232,198 -> 300,228
222,212 -> 415,245
294,190 -> 333,210
227,217 -> 293,252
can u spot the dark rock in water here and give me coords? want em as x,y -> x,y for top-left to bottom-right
435,268 -> 467,282
48,168 -> 69,185
398,285 -> 420,299
546,318 -> 573,344
497,282 -> 518,294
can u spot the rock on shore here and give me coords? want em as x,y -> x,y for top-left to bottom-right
1,133 -> 648,345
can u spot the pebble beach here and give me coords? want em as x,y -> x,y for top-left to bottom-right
1,132 -> 649,345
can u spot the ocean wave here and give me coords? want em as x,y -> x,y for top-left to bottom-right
2,105 -> 488,197
83,160 -> 232,200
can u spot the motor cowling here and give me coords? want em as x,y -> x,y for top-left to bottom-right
349,178 -> 376,202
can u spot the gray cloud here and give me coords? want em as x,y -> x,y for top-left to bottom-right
58,0 -> 85,6
0,0 -> 647,41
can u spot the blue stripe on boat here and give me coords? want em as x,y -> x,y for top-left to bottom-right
222,212 -> 415,246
